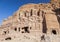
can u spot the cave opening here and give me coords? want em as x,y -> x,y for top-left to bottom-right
5,37 -> 11,40
4,31 -> 7,34
52,30 -> 57,35
22,26 -> 30,33
14,27 -> 17,31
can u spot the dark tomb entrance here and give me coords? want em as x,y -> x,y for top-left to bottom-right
52,30 -> 57,35
22,26 -> 30,33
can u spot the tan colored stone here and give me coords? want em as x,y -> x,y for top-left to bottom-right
0,0 -> 60,42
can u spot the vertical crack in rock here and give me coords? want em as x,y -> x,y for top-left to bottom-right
25,12 -> 27,17
18,27 -> 20,31
30,9 -> 33,16
24,10 -> 29,18
19,13 -> 20,20
37,9 -> 40,16
42,13 -> 47,33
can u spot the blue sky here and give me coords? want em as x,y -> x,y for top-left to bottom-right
0,0 -> 50,25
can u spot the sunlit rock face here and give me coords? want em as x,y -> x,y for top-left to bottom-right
0,0 -> 60,42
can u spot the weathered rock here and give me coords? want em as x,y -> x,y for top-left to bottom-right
0,0 -> 60,42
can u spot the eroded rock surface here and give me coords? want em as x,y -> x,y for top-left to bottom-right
0,0 -> 60,42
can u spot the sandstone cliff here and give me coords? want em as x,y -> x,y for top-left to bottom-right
0,0 -> 60,42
